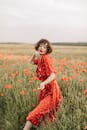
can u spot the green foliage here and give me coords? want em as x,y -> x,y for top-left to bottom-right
0,45 -> 87,130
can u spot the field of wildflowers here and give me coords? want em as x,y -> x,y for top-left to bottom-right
0,44 -> 87,130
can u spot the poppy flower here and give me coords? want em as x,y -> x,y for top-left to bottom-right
1,93 -> 4,96
20,90 -> 25,95
84,90 -> 87,96
79,79 -> 83,82
32,89 -> 37,93
84,125 -> 87,130
4,84 -> 12,89
32,103 -> 36,107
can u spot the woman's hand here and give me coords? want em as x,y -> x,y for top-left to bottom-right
35,51 -> 41,59
38,82 -> 45,90
30,51 -> 39,64
37,73 -> 56,90
34,51 -> 39,57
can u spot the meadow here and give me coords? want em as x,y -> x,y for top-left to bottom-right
0,44 -> 87,130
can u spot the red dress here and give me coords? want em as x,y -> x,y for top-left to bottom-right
26,54 -> 62,126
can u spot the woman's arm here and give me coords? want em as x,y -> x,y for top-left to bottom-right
43,73 -> 56,85
30,54 -> 35,64
30,51 -> 40,65
39,73 -> 56,90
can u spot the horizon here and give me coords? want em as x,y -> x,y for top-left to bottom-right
0,41 -> 87,44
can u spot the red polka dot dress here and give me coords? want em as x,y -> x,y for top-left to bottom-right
26,54 -> 62,126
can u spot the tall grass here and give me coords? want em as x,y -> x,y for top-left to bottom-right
0,44 -> 87,130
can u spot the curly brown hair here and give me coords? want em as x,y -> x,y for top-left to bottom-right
35,39 -> 53,54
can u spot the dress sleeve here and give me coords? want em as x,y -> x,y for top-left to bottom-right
43,55 -> 56,76
33,56 -> 40,65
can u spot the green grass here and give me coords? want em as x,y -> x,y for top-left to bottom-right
0,44 -> 87,130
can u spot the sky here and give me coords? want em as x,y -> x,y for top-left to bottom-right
0,0 -> 87,43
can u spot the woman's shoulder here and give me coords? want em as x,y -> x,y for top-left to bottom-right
42,54 -> 56,73
42,54 -> 53,63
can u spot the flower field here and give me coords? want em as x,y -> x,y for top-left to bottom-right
0,44 -> 87,130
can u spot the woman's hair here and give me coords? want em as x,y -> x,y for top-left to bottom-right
35,39 -> 53,54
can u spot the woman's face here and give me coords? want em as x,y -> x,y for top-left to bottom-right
38,43 -> 47,55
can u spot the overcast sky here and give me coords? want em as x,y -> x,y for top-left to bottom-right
0,0 -> 87,43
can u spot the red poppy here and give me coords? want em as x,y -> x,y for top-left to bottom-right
1,93 -> 4,96
84,90 -> 87,96
4,84 -> 12,89
20,90 -> 25,95
32,89 -> 37,93
84,125 -> 87,130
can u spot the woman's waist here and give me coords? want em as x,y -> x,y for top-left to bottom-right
39,88 -> 53,96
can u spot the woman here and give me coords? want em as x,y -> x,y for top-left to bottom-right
23,39 -> 62,130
